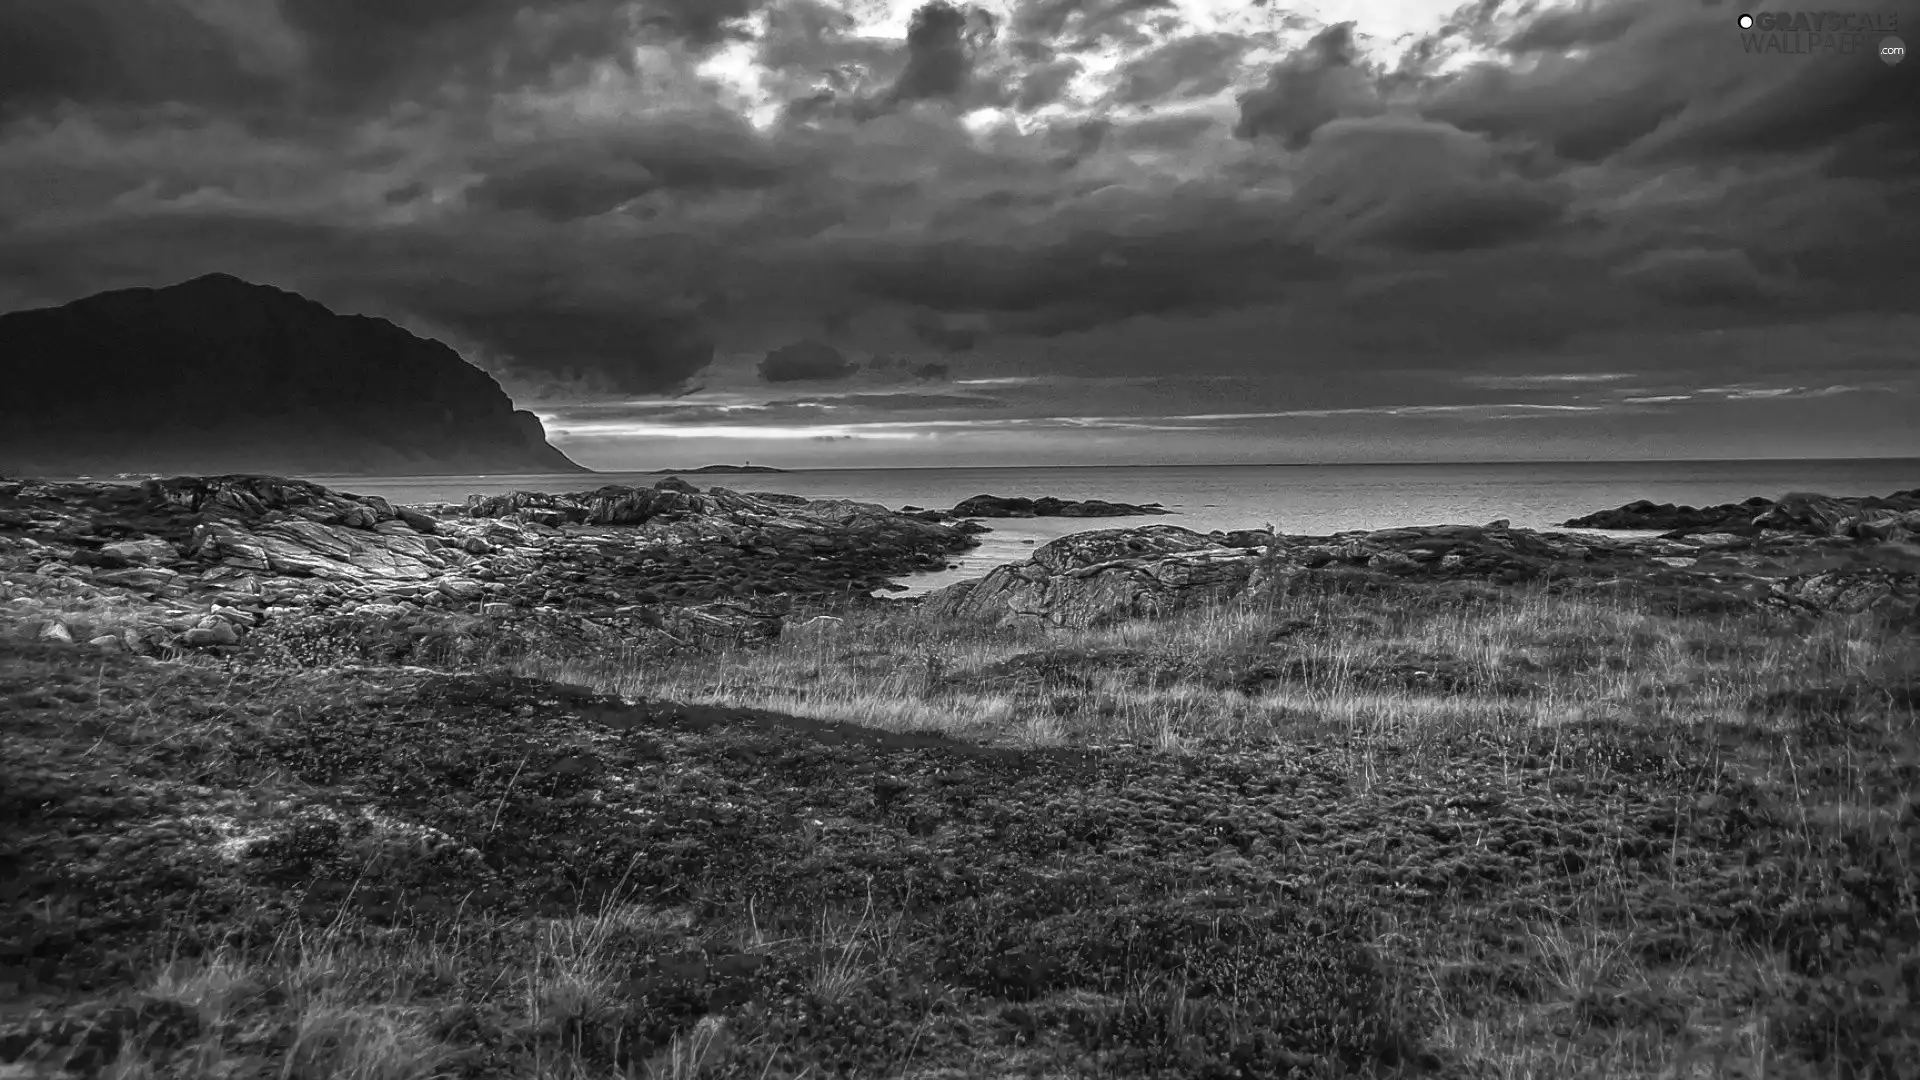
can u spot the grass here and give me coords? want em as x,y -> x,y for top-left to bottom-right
3,564 -> 1917,1078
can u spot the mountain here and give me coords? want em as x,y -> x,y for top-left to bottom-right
0,273 -> 585,477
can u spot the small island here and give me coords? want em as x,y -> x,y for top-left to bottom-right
648,464 -> 791,475
943,494 -> 1173,518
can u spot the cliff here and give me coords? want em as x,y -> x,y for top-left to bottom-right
0,273 -> 584,477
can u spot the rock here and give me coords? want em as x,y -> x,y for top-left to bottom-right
437,578 -> 485,601
1207,529 -> 1275,548
480,602 -> 515,617
946,494 -> 1173,518
918,526 -> 1255,628
210,604 -> 258,627
0,273 -> 585,477
88,634 -> 122,649
38,620 -> 73,643
1753,492 -> 1857,536
919,511 -> 1920,629
100,538 -> 178,564
183,621 -> 239,646
394,506 -> 440,534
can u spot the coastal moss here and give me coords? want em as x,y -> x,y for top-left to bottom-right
4,557 -> 1919,1077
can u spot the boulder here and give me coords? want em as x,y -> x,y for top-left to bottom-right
918,526 -> 1256,628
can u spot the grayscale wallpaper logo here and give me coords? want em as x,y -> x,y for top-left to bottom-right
1735,9 -> 1904,60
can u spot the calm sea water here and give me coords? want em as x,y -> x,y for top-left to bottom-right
310,460 -> 1919,596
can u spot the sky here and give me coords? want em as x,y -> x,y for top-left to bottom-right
0,0 -> 1915,469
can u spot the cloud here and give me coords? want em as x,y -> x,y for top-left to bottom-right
1423,0 -> 1920,165
632,0 -> 764,48
908,310 -> 983,351
844,183 -> 1331,335
1014,57 -> 1082,111
1009,0 -> 1174,51
1612,247 -> 1787,308
759,339 -> 860,381
1234,23 -> 1384,148
1290,116 -> 1567,252
0,0 -> 288,116
889,1 -> 999,104
1108,33 -> 1250,105
0,0 -> 1915,464
466,113 -> 790,221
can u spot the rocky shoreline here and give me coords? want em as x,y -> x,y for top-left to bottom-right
4,475 -> 1917,671
921,496 -> 1920,629
1561,487 -> 1920,537
0,474 -> 983,664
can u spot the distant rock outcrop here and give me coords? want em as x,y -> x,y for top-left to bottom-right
1563,489 -> 1920,537
946,494 -> 1173,518
0,273 -> 583,477
920,507 -> 1920,629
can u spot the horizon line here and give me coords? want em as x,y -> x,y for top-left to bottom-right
584,455 -> 1920,475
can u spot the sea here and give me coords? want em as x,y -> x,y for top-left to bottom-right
308,459 -> 1920,596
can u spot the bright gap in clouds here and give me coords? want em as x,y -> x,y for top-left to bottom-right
694,0 -> 1483,133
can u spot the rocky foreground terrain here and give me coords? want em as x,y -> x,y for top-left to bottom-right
922,494 -> 1920,630
3,476 -> 1917,1079
8,473 -> 1915,670
0,474 -> 982,666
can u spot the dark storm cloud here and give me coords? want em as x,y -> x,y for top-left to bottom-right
1015,58 -> 1083,111
850,197 -> 1331,336
889,1 -> 999,103
0,0 -> 1915,461
759,339 -> 860,382
1423,0 -> 1920,164
467,115 -> 791,222
1290,117 -> 1567,252
909,311 -> 983,352
1111,114 -> 1220,150
0,0 -> 287,115
1107,33 -> 1250,105
0,0 -> 745,124
1234,23 -> 1384,148
1612,248 -> 1787,308
273,0 -> 654,116
1498,1 -> 1639,51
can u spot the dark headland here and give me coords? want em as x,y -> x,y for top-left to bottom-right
0,273 -> 584,478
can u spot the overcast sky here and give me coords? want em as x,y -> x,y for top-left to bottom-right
1,0 -> 1915,468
